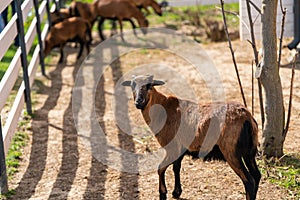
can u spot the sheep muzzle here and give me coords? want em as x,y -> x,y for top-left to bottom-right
135,95 -> 147,109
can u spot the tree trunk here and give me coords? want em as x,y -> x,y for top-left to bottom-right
260,0 -> 285,157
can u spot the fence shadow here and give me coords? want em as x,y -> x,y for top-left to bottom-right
9,62 -> 66,199
82,49 -> 108,199
110,49 -> 140,199
48,59 -> 81,199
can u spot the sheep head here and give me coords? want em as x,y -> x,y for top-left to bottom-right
122,75 -> 165,109
150,0 -> 163,16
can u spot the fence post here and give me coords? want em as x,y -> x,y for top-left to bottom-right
55,0 -> 60,10
0,116 -> 8,194
14,0 -> 32,115
33,0 -> 46,76
59,0 -> 65,8
45,0 -> 52,27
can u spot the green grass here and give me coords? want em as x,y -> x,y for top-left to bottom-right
146,3 -> 239,29
6,129 -> 29,178
0,46 -> 18,80
0,112 -> 31,199
258,154 -> 300,198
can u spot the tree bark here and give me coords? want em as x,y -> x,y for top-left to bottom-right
260,0 -> 285,157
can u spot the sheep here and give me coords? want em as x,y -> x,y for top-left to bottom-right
50,8 -> 71,25
44,17 -> 91,63
96,0 -> 161,40
94,0 -> 149,41
122,75 -> 261,200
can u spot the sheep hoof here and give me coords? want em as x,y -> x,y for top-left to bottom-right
159,193 -> 167,200
172,188 -> 182,199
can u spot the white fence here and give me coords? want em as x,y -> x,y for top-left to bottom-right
0,0 -> 54,193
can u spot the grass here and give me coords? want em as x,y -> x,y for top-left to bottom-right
0,112 -> 31,199
146,3 -> 239,28
0,46 -> 18,80
6,127 -> 29,178
258,154 -> 300,198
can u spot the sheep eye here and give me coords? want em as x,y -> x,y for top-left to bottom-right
146,84 -> 152,90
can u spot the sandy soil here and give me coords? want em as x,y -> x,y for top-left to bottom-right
6,30 -> 300,200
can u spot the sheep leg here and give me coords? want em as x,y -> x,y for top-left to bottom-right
223,153 -> 256,200
243,155 -> 261,196
110,20 -> 117,36
126,19 -> 137,36
77,40 -> 84,59
82,22 -> 91,56
158,165 -> 168,200
172,155 -> 184,198
117,19 -> 125,41
85,22 -> 92,45
143,6 -> 151,16
59,44 -> 64,63
85,41 -> 90,56
98,17 -> 106,41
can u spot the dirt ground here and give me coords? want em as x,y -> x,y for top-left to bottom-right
7,29 -> 300,200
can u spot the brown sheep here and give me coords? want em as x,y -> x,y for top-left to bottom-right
44,17 -> 91,63
122,75 -> 261,200
94,0 -> 149,41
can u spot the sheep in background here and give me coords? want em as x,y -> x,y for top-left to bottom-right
44,17 -> 91,63
94,0 -> 149,41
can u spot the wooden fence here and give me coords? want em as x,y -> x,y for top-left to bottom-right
0,0 -> 60,194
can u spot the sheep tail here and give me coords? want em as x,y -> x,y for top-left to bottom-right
238,119 -> 259,158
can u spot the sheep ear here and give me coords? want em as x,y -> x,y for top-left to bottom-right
122,80 -> 131,87
152,80 -> 165,86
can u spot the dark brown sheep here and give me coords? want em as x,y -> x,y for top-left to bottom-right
122,75 -> 261,200
94,0 -> 149,41
44,17 -> 91,63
